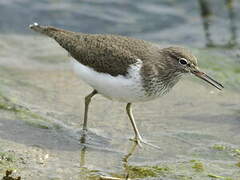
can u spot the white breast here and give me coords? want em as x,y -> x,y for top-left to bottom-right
71,59 -> 148,102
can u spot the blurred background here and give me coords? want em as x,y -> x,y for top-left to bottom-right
0,0 -> 240,180
0,0 -> 240,46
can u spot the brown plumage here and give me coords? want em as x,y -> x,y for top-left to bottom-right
29,23 -> 201,95
29,23 -> 196,77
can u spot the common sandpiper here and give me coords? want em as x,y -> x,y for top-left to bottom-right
29,22 -> 223,148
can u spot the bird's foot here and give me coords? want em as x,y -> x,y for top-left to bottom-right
130,136 -> 161,150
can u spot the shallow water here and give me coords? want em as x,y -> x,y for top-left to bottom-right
0,0 -> 240,180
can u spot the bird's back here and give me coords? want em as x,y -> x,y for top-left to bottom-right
30,24 -> 160,76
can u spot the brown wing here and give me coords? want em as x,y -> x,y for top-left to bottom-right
67,34 -> 139,76
30,24 -> 139,76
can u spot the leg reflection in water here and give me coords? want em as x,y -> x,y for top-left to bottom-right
122,142 -> 138,180
79,141 -> 139,180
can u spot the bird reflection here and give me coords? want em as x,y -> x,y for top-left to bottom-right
79,140 -> 139,180
80,146 -> 86,168
122,142 -> 138,164
79,132 -> 87,167
79,143 -> 87,179
122,142 -> 138,179
80,134 -> 87,168
80,132 -> 86,144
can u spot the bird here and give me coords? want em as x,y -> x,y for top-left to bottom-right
29,22 -> 223,147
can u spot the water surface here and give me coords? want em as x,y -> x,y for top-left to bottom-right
0,0 -> 239,179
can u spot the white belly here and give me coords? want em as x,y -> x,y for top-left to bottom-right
71,59 -> 148,102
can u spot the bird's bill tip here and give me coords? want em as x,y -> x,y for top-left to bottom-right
192,70 -> 224,90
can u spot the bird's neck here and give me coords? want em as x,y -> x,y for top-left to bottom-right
141,66 -> 182,97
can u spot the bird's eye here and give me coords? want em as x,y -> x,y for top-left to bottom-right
179,58 -> 188,65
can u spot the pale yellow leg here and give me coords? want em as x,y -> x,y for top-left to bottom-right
126,103 -> 161,150
83,89 -> 97,131
126,103 -> 144,146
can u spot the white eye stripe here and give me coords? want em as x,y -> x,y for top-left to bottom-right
179,58 -> 188,65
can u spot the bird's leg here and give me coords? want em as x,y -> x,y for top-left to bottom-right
126,103 -> 144,146
83,89 -> 97,132
126,103 -> 161,150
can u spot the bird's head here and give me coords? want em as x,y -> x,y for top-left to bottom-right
160,46 -> 224,90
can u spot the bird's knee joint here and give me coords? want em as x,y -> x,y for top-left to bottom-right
85,96 -> 91,103
126,103 -> 131,111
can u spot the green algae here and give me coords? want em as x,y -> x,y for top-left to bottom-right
236,162 -> 240,168
16,109 -> 61,130
0,94 -> 60,130
0,96 -> 22,113
80,160 -> 240,180
207,174 -> 233,180
80,165 -> 171,180
213,144 -> 227,151
124,165 -> 170,178
79,150 -> 240,180
208,174 -> 225,178
233,149 -> 240,156
191,161 -> 204,172
80,162 -> 240,180
212,144 -> 240,158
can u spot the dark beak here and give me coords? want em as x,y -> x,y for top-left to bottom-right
191,69 -> 224,90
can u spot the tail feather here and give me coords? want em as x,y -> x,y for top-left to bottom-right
29,22 -> 67,38
29,22 -> 82,56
